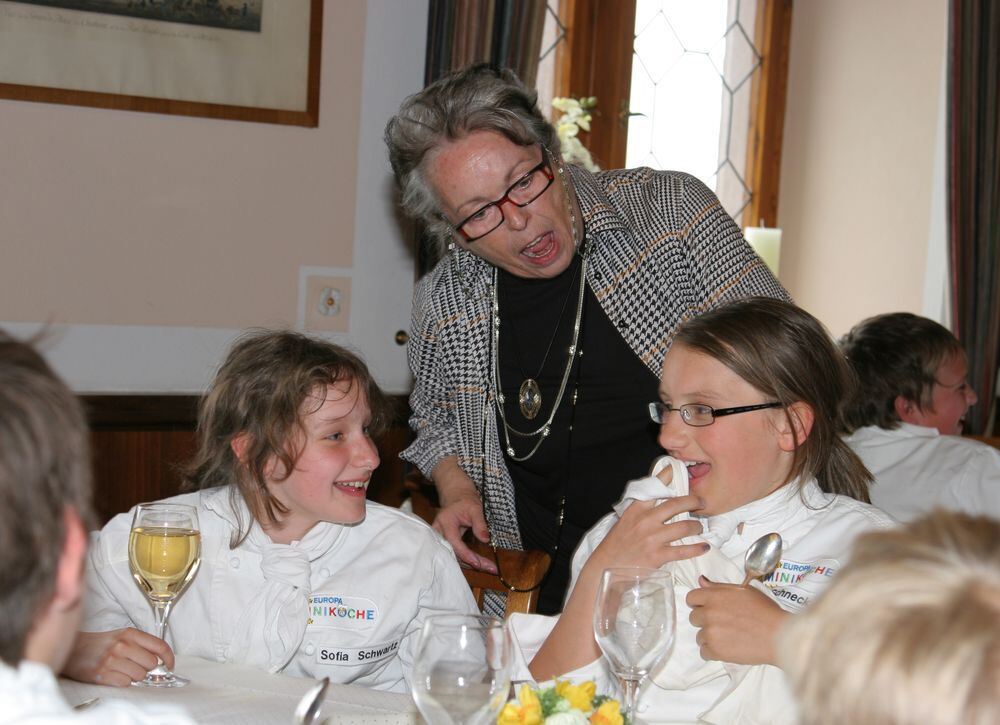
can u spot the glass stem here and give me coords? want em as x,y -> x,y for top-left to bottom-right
148,600 -> 174,674
620,676 -> 640,723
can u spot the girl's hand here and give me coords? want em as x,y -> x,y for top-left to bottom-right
530,492 -> 705,682
63,628 -> 175,687
586,494 -> 708,575
686,576 -> 788,665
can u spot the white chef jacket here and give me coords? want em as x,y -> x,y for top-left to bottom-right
845,423 -> 1000,522
83,487 -> 478,693
508,474 -> 894,724
0,659 -> 193,724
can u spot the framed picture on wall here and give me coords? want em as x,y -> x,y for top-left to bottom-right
0,0 -> 322,126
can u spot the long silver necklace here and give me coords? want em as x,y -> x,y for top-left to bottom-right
492,158 -> 584,462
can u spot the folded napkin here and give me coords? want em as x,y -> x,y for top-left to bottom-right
613,456 -> 797,724
223,519 -> 345,673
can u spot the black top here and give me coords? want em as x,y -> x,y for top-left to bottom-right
495,252 -> 662,614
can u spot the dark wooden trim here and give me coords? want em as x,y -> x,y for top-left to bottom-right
743,0 -> 794,228
83,395 -> 200,429
83,392 -> 411,429
559,0 -> 637,171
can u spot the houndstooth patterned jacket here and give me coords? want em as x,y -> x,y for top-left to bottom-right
402,165 -> 789,551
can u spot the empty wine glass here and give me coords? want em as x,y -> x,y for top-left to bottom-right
593,567 -> 676,723
410,614 -> 512,725
128,502 -> 201,687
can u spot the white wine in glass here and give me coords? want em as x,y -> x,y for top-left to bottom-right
128,502 -> 201,687
593,567 -> 676,724
411,614 -> 511,725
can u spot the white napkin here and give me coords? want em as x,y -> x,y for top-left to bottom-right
227,522 -> 344,673
613,456 -> 797,724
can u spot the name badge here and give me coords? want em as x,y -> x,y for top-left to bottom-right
316,639 -> 401,666
308,594 -> 378,629
764,558 -> 839,612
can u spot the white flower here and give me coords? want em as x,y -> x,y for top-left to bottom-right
560,136 -> 597,172
544,712 -> 590,725
552,96 -> 599,172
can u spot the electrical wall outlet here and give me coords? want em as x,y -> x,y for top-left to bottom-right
303,275 -> 352,332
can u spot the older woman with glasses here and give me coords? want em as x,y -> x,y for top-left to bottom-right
384,64 -> 787,613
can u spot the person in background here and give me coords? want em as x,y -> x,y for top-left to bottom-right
512,299 -> 891,724
65,330 -> 477,692
840,312 -> 1000,521
0,331 -> 192,723
780,509 -> 1000,725
384,63 -> 788,613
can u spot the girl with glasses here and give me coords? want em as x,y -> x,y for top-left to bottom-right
515,298 -> 894,724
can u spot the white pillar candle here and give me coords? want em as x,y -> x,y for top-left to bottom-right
744,226 -> 782,277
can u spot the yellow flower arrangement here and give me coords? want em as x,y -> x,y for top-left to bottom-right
497,680 -> 626,725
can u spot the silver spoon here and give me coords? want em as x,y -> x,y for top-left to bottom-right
293,676 -> 330,725
741,532 -> 783,587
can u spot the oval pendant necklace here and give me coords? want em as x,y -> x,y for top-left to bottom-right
518,379 -> 543,419
502,259 -> 582,421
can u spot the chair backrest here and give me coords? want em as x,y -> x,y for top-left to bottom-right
403,470 -> 551,616
461,534 -> 551,617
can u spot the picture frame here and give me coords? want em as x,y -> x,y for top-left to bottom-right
0,0 -> 323,126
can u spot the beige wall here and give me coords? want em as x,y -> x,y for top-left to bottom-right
778,0 -> 948,337
0,3 -> 365,330
0,1 -> 428,393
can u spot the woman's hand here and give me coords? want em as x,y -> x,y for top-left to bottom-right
687,576 -> 788,666
430,457 -> 497,574
63,628 -> 175,687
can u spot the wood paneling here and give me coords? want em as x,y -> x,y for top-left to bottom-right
557,0 -> 637,171
743,0 -> 794,229
83,394 -> 412,525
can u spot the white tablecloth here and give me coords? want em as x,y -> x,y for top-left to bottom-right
58,655 -> 419,724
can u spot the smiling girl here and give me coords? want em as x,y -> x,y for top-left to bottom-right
65,330 -> 477,692
511,298 -> 894,724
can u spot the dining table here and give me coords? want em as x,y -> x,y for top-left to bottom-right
58,655 -> 421,724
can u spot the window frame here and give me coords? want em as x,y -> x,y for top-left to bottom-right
552,0 -> 793,228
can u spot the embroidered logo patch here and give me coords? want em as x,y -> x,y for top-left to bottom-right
316,639 -> 401,666
764,558 -> 840,611
307,594 -> 378,628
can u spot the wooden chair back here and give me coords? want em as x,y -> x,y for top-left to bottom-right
403,470 -> 551,616
461,533 -> 551,617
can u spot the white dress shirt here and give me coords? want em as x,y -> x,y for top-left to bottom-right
83,487 -> 478,693
508,459 -> 894,724
845,423 -> 1000,521
0,659 -> 192,724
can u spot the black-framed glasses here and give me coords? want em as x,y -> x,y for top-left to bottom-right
451,153 -> 555,242
648,401 -> 783,427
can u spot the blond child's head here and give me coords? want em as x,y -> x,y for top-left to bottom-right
781,509 -> 1000,725
185,330 -> 392,544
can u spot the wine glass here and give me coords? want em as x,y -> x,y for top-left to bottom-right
410,613 -> 512,725
127,502 -> 201,687
593,567 -> 676,723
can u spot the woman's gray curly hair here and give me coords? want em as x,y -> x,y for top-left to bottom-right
384,64 -> 561,257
